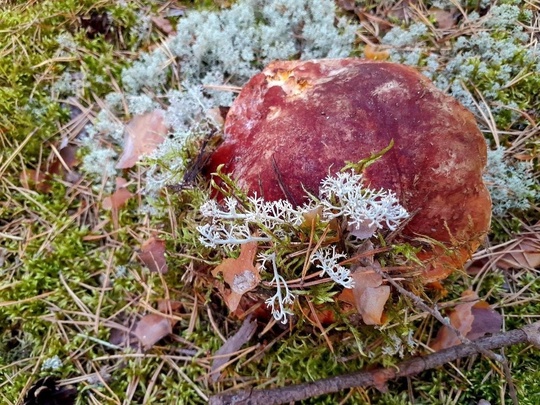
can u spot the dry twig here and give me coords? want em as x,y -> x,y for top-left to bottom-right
209,321 -> 540,405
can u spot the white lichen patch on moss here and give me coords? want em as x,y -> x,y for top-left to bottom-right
198,171 -> 408,322
484,147 -> 538,216
80,0 -> 358,195
381,3 -> 539,127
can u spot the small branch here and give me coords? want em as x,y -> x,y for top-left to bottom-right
372,266 -> 519,404
209,321 -> 540,405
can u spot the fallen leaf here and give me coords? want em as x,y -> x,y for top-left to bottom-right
48,144 -> 79,178
468,301 -> 503,341
513,153 -> 534,161
210,315 -> 257,382
157,299 -> 182,314
299,206 -> 323,230
24,376 -> 77,405
79,10 -> 111,40
496,237 -> 540,270
429,7 -> 458,30
387,1 -> 417,22
232,294 -> 272,321
468,233 -> 540,274
152,16 -> 175,35
20,168 -> 51,193
212,241 -> 261,312
335,0 -> 356,11
139,236 -> 168,274
431,290 -> 502,351
134,313 -> 172,350
373,369 -> 392,393
364,44 -> 390,61
357,285 -> 391,325
109,327 -> 130,347
308,306 -> 336,326
339,264 -> 390,325
102,177 -> 133,210
206,107 -> 226,127
116,110 -> 168,169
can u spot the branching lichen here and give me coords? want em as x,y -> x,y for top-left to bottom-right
198,171 -> 408,322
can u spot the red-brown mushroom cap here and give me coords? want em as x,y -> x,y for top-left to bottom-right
205,59 -> 492,281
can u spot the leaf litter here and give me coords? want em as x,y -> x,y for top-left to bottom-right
431,290 -> 502,351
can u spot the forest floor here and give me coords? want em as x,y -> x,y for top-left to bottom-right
1,1 -> 539,404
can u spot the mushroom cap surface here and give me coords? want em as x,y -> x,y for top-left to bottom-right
206,59 -> 492,281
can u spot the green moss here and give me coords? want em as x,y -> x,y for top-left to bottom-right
1,0 -> 539,403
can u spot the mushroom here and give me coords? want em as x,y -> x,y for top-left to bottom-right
206,59 -> 492,281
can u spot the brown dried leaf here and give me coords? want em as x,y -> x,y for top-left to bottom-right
152,16 -> 175,35
339,265 -> 390,325
212,241 -> 260,312
335,0 -> 356,11
357,285 -> 391,325
468,233 -> 540,274
429,7 -> 458,30
300,206 -> 323,229
206,107 -> 226,127
513,153 -> 534,161
308,306 -> 337,326
48,145 -> 79,178
468,301 -> 503,341
116,110 -> 168,169
109,327 -> 130,347
20,168 -> 51,193
134,313 -> 172,350
497,237 -> 540,270
431,290 -> 502,351
103,177 -> 133,210
210,315 -> 257,382
364,44 -> 390,61
157,299 -> 182,313
139,236 -> 168,274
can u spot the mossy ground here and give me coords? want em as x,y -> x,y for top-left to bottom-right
1,1 -> 539,404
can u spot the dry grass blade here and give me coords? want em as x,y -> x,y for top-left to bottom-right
0,128 -> 40,177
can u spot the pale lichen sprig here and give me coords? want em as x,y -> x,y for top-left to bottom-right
318,171 -> 409,237
197,195 -> 307,248
200,196 -> 306,228
197,171 -> 411,323
196,222 -> 271,248
310,246 -> 354,288
259,252 -> 294,324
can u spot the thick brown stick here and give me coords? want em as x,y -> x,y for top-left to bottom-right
209,321 -> 540,405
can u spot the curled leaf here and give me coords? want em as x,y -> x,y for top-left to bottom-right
339,264 -> 390,325
468,233 -> 540,274
151,16 -> 175,35
48,144 -> 79,180
157,299 -> 182,314
429,7 -> 458,30
212,241 -> 261,312
431,290 -> 502,351
20,168 -> 51,193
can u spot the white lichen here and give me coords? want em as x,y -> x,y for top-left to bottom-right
319,171 -> 409,238
310,246 -> 353,288
484,147 -> 538,216
41,355 -> 63,371
259,252 -> 294,324
198,171 -> 409,323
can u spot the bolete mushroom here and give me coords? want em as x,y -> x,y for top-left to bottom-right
206,59 -> 492,281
